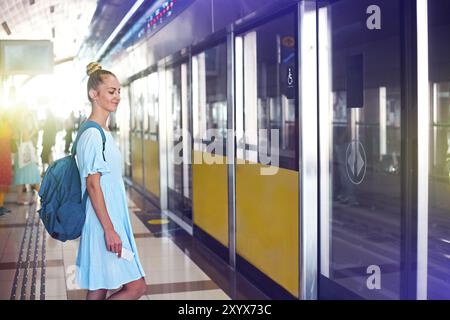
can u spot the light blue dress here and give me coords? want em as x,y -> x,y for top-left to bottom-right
75,127 -> 145,290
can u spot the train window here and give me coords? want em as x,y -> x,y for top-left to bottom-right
148,72 -> 159,140
319,0 -> 403,299
427,0 -> 450,300
142,79 -> 149,133
166,66 -> 179,195
166,61 -> 193,221
235,13 -> 298,170
116,86 -> 131,175
192,42 -> 227,156
131,78 -> 145,133
130,81 -> 137,132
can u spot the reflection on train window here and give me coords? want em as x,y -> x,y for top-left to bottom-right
428,81 -> 450,299
166,62 -> 192,221
129,79 -> 145,186
147,72 -> 159,140
115,86 -> 131,176
236,12 -> 298,170
427,0 -> 450,300
142,81 -> 149,133
430,83 -> 450,179
130,82 -> 137,132
192,43 -> 227,156
167,65 -> 181,198
319,0 -> 403,299
130,78 -> 145,133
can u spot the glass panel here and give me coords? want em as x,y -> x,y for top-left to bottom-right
143,80 -> 149,133
166,62 -> 192,222
142,72 -> 161,198
427,0 -> 450,300
130,79 -> 145,133
148,72 -> 159,141
236,14 -> 298,170
319,0 -> 402,299
129,79 -> 145,185
116,86 -> 131,176
130,82 -> 137,132
192,43 -> 228,156
235,12 -> 300,298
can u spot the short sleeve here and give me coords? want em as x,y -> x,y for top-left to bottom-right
76,128 -> 110,178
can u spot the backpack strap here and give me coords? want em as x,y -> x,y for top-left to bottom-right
71,120 -> 107,161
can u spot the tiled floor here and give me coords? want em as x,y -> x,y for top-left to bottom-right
0,190 -> 231,300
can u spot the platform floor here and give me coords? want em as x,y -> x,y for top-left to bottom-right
0,185 -> 267,300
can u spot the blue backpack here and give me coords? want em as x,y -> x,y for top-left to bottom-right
38,121 -> 106,242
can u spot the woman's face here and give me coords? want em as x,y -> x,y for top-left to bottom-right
91,75 -> 121,112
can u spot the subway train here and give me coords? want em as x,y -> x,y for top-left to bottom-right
77,0 -> 450,299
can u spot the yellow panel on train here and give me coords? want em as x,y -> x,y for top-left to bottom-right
236,162 -> 299,297
131,135 -> 144,186
192,151 -> 229,247
144,139 -> 160,198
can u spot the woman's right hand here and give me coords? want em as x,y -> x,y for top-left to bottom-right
104,228 -> 122,258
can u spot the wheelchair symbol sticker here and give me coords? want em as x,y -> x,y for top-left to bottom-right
346,140 -> 366,185
288,67 -> 294,87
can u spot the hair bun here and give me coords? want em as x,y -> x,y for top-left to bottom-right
86,62 -> 102,76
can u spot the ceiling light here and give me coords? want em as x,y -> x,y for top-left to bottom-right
95,0 -> 145,61
2,22 -> 11,35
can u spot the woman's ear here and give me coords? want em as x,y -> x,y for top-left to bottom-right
89,88 -> 98,101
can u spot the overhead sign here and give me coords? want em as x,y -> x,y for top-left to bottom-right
0,40 -> 54,75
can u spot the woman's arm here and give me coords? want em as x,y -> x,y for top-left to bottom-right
86,173 -> 122,257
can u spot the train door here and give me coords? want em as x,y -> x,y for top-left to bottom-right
234,11 -> 299,298
318,0 -> 409,299
165,59 -> 193,224
424,0 -> 450,300
143,72 -> 161,201
130,78 -> 145,187
191,41 -> 229,256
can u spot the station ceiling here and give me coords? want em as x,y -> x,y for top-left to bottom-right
0,0 -> 136,64
0,0 -> 99,62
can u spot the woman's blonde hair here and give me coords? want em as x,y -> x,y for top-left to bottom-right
86,62 -> 116,103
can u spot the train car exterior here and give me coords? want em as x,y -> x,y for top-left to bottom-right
95,0 -> 450,300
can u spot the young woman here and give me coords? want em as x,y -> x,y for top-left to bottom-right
75,62 -> 146,300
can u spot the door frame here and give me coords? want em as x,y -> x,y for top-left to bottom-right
316,0 -> 420,300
